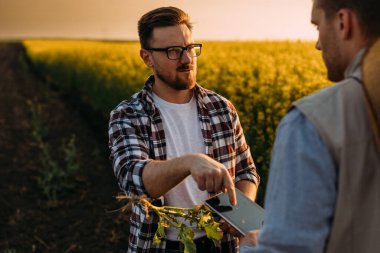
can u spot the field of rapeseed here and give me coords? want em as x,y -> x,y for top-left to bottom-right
23,40 -> 331,203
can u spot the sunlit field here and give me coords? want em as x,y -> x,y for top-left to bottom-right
23,40 -> 331,203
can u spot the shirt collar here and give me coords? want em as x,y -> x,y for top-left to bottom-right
344,47 -> 367,80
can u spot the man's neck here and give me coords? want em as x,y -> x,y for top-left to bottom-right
152,80 -> 194,104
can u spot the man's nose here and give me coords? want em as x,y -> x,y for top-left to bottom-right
180,50 -> 192,63
315,39 -> 321,51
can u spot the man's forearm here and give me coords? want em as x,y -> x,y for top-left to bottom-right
142,156 -> 191,199
141,153 -> 237,205
236,180 -> 258,201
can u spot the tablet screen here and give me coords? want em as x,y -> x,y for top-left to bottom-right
205,189 -> 264,235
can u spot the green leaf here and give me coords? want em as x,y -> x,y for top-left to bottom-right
182,238 -> 196,253
179,227 -> 196,253
204,222 -> 223,241
153,220 -> 166,245
153,233 -> 161,245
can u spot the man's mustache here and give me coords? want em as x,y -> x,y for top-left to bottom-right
177,64 -> 194,71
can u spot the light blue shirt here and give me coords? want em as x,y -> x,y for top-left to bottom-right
240,108 -> 337,253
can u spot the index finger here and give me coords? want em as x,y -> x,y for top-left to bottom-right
222,172 -> 236,206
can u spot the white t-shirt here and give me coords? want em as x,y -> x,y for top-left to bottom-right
152,92 -> 209,240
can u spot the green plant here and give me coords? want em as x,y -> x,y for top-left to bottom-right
117,194 -> 223,253
62,135 -> 80,175
28,100 -> 81,207
2,249 -> 16,253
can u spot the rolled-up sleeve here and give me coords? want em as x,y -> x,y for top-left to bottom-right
233,109 -> 260,186
108,108 -> 151,196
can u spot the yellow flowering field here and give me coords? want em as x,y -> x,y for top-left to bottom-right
23,40 -> 331,202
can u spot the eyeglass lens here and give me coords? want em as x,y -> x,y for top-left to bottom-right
167,45 -> 201,59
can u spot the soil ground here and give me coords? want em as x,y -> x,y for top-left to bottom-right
0,43 -> 130,252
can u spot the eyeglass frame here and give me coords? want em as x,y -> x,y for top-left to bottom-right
144,43 -> 202,60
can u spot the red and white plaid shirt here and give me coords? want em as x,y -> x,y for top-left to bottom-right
108,76 -> 259,253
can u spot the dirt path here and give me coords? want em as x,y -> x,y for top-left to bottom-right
0,43 -> 129,253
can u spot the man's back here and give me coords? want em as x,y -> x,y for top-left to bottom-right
295,48 -> 380,253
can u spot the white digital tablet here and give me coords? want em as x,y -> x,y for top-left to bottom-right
204,188 -> 264,236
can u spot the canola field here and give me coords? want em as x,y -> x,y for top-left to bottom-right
23,40 -> 331,202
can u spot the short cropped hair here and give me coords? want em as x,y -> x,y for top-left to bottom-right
138,7 -> 193,49
315,0 -> 380,38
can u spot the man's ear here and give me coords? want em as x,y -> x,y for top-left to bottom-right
140,49 -> 153,68
337,8 -> 355,40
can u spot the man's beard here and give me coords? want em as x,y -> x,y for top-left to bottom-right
156,64 -> 196,90
321,33 -> 346,82
325,54 -> 346,82
327,67 -> 345,82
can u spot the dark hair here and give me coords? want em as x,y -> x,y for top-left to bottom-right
315,0 -> 380,38
138,7 -> 193,49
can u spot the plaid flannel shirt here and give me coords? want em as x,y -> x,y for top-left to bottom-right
108,76 -> 259,253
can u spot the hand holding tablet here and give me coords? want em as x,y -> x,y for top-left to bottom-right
205,188 -> 264,236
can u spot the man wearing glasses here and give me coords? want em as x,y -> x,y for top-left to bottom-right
108,6 -> 259,253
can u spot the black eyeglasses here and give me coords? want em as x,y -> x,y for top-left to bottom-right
145,43 -> 202,60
